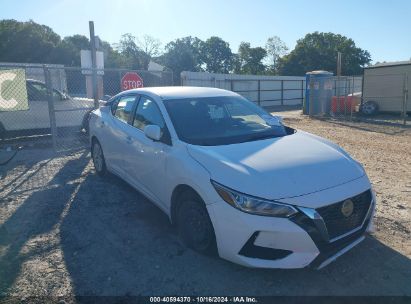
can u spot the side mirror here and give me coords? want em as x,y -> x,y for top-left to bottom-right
100,106 -> 110,114
99,100 -> 109,107
144,125 -> 161,141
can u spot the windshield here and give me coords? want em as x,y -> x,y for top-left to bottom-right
163,96 -> 293,146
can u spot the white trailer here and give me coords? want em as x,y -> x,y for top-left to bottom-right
362,61 -> 410,114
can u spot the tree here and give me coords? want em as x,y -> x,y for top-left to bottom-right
278,32 -> 371,76
234,42 -> 267,75
160,36 -> 204,84
115,33 -> 150,69
0,19 -> 61,63
137,35 -> 162,58
53,34 -> 90,66
201,36 -> 233,73
265,36 -> 288,74
99,40 -> 123,68
62,35 -> 90,50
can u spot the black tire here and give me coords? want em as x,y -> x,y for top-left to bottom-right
360,100 -> 379,116
0,123 -> 5,143
91,139 -> 107,176
81,110 -> 92,134
177,191 -> 217,256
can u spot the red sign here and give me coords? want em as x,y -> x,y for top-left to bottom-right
121,72 -> 144,91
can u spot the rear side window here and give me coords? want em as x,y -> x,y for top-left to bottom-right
112,95 -> 137,123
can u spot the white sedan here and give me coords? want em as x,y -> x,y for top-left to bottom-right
89,87 -> 376,269
0,79 -> 95,137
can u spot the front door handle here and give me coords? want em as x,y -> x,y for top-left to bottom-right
126,136 -> 132,144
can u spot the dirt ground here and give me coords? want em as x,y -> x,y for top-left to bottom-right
0,114 -> 410,298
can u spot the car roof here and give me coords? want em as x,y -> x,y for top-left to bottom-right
26,79 -> 45,84
123,86 -> 239,100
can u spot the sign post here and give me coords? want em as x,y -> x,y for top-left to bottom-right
121,72 -> 144,91
89,21 -> 99,109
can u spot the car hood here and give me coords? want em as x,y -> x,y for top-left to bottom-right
187,131 -> 365,200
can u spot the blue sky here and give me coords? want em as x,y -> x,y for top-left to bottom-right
1,0 -> 410,63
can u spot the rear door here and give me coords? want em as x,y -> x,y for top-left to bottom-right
100,94 -> 138,175
25,81 -> 51,129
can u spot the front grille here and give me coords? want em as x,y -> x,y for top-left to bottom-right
316,190 -> 372,240
290,208 -> 372,268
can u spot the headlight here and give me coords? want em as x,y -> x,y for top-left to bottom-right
211,180 -> 298,218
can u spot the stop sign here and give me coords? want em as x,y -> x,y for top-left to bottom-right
121,72 -> 144,91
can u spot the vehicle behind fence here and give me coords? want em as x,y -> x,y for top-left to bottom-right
0,64 -> 173,152
307,74 -> 409,125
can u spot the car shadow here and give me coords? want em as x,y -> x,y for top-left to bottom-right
59,172 -> 411,296
0,150 -> 90,294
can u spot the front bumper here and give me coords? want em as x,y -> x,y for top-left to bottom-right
207,185 -> 376,269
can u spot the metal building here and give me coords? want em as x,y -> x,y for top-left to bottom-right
362,61 -> 410,114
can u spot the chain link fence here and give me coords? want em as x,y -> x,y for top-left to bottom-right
331,76 -> 362,120
307,74 -> 409,125
0,64 -> 173,152
180,71 -> 305,111
228,79 -> 305,109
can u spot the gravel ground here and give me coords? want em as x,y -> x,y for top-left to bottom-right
0,115 -> 410,298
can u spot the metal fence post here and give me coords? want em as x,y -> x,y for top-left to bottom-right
334,79 -> 337,96
89,21 -> 99,109
281,80 -> 284,106
403,72 -> 409,125
257,80 -> 261,106
43,65 -> 57,152
344,77 -> 348,119
301,80 -> 304,106
350,76 -> 354,121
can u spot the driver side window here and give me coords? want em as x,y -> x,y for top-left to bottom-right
27,83 -> 48,101
133,96 -> 171,145
112,95 -> 137,123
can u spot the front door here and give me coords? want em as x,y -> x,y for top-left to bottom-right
123,95 -> 171,208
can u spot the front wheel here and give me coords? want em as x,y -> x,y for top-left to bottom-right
177,192 -> 217,256
92,140 -> 107,176
81,110 -> 92,134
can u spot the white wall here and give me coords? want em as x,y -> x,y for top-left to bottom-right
181,71 -> 305,107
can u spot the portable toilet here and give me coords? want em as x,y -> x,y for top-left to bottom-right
304,71 -> 334,115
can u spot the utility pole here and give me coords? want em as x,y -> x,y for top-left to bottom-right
337,52 -> 342,76
89,21 -> 99,108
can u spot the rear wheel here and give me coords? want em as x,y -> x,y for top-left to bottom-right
92,140 -> 107,176
177,191 -> 217,256
360,100 -> 379,116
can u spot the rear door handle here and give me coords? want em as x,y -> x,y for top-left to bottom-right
126,136 -> 133,144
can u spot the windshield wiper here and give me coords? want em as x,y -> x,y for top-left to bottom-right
244,133 -> 281,142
